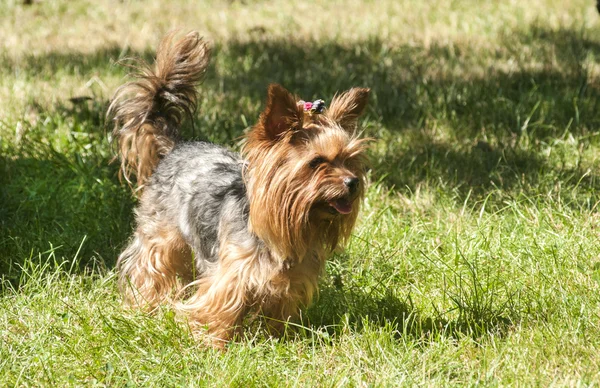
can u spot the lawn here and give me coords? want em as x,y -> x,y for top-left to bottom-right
2,0 -> 600,385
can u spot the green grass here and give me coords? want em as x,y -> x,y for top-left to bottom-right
2,0 -> 600,385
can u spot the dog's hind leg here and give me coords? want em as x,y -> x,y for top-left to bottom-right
117,218 -> 192,311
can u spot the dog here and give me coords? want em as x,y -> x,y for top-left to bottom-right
108,31 -> 370,347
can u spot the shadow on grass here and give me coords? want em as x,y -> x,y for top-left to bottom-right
303,249 -> 516,341
3,25 -> 598,134
310,289 -> 514,341
0,146 -> 134,287
520,23 -> 600,72
372,135 -> 600,203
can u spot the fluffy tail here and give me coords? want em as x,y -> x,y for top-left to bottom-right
108,31 -> 211,190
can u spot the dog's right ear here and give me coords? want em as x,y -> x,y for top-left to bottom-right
256,84 -> 303,141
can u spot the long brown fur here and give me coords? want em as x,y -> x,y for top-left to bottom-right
107,31 -> 211,190
243,85 -> 369,261
117,193 -> 194,309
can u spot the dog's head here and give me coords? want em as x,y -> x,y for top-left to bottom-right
243,84 -> 370,259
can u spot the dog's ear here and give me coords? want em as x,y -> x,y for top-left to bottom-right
257,84 -> 303,140
326,88 -> 370,132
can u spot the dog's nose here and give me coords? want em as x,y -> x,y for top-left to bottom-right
344,177 -> 360,195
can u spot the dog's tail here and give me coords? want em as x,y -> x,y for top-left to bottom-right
108,31 -> 211,190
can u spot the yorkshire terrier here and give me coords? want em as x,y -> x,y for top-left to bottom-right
108,31 -> 370,346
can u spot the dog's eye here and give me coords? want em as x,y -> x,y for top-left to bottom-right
309,156 -> 326,169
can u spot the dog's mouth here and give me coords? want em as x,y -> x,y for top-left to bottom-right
327,197 -> 354,215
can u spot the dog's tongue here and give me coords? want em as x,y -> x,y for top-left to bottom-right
329,199 -> 353,214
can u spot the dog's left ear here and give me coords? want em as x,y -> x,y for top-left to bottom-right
257,83 -> 303,141
326,88 -> 370,132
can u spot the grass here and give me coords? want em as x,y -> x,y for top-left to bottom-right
2,0 -> 600,385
